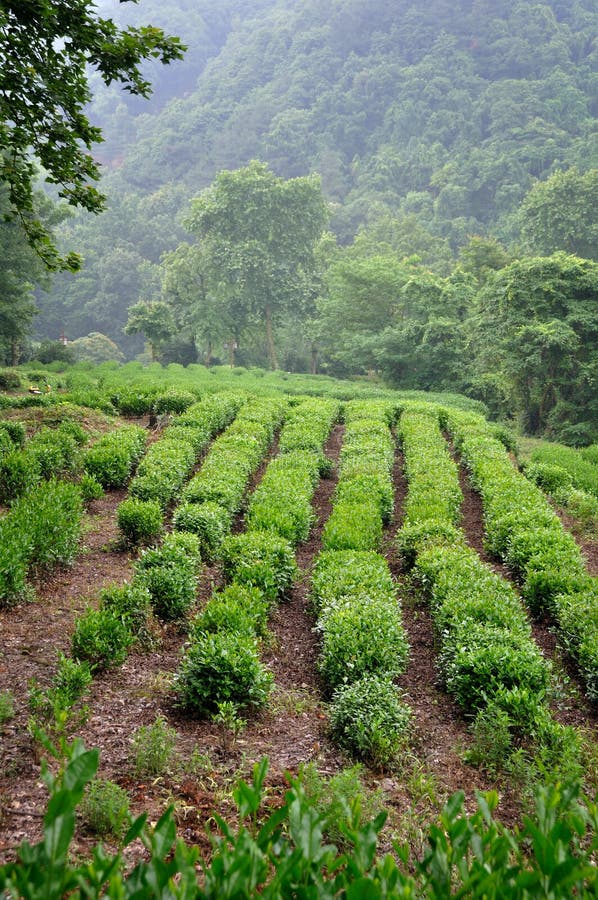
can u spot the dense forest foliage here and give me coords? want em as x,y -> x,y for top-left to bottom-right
2,0 -> 597,442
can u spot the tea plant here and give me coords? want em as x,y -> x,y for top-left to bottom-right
80,777 -> 131,838
117,496 -> 163,546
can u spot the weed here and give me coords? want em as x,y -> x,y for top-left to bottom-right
212,700 -> 247,754
131,715 -> 177,777
0,690 -> 15,725
79,778 -> 130,839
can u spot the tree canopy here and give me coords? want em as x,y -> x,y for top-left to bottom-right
184,161 -> 328,369
0,0 -> 185,269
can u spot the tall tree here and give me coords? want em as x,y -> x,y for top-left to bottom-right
0,0 -> 185,269
185,161 -> 328,369
519,168 -> 598,261
473,253 -> 598,442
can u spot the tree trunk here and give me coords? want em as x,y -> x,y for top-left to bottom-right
310,342 -> 318,375
10,339 -> 18,367
206,337 -> 212,368
265,305 -> 279,370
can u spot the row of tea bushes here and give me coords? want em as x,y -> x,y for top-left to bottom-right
71,532 -> 202,676
83,425 -> 147,489
322,401 -> 395,551
175,399 -> 339,716
245,398 -> 340,544
0,480 -> 83,605
398,408 -> 575,755
312,401 -> 411,768
117,393 -> 246,543
529,442 -> 598,498
448,411 -> 598,702
175,530 -> 297,717
0,421 -> 88,503
172,396 -> 287,560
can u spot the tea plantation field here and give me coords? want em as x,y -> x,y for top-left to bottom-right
0,361 -> 596,897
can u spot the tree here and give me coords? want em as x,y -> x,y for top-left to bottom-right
474,253 -> 598,442
0,0 -> 185,269
124,300 -> 175,362
185,161 -> 328,370
519,168 -> 598,261
160,243 -> 239,367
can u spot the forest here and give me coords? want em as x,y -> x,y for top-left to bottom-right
1,0 -> 596,443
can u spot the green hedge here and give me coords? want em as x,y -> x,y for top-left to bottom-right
448,410 -> 598,702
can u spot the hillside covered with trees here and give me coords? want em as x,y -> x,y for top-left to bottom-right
2,0 -> 597,442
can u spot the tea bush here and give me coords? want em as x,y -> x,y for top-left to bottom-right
192,583 -> 270,638
176,630 -> 273,716
134,531 -> 200,620
330,674 -> 411,768
172,501 -> 232,560
221,531 -> 297,603
71,607 -> 134,672
317,593 -> 409,691
117,497 -> 163,545
84,425 -> 146,488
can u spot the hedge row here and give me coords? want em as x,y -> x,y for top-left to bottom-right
322,401 -> 395,551
122,393 -> 244,531
277,396 -> 340,475
0,480 -> 83,605
529,442 -> 598,498
448,410 -> 598,702
172,396 -> 287,559
176,530 -> 296,716
312,550 -> 410,768
176,399 -> 341,716
313,401 -> 410,768
245,398 -> 339,544
0,422 -> 87,503
84,425 -> 147,489
398,408 -> 568,749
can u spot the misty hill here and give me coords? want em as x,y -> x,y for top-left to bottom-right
39,0 -> 597,348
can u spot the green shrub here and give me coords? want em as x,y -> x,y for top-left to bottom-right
192,584 -> 270,638
84,425 -> 146,488
153,390 -> 196,414
221,531 -> 297,603
80,778 -> 130,838
176,631 -> 273,716
440,623 -> 550,714
71,607 -> 134,672
397,522 -> 464,569
110,389 -> 156,417
79,472 -> 105,503
134,532 -> 200,620
330,675 -> 411,769
11,480 -> 83,567
322,500 -> 382,551
0,370 -> 21,390
581,443 -> 598,466
525,461 -> 574,495
311,550 -> 394,616
0,420 -> 25,446
51,653 -> 93,709
317,595 -> 409,690
117,497 -> 163,546
99,581 -> 153,641
0,518 -> 29,605
0,450 -> 40,502
172,501 -> 232,560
